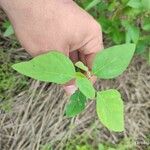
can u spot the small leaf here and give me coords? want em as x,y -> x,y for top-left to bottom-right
127,0 -> 142,9
12,51 -> 75,84
65,90 -> 87,117
136,41 -> 147,54
75,61 -> 88,72
142,18 -> 150,31
142,0 -> 150,10
98,17 -> 112,34
3,25 -> 14,37
92,44 -> 136,79
122,21 -> 140,44
98,144 -> 105,150
96,89 -> 124,132
76,73 -> 95,99
142,23 -> 150,31
85,0 -> 101,11
111,28 -> 125,44
126,25 -> 140,44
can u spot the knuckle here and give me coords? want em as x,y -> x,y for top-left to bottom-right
91,21 -> 102,34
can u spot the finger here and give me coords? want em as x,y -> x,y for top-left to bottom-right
78,51 -> 87,66
63,80 -> 77,95
69,50 -> 79,63
79,35 -> 104,70
63,51 -> 79,95
63,75 -> 97,96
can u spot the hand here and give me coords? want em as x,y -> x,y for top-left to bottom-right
1,0 -> 103,94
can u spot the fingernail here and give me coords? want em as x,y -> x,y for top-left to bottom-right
64,85 -> 77,95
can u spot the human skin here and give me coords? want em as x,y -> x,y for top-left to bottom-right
0,0 -> 103,94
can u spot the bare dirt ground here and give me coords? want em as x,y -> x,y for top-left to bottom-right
0,9 -> 150,150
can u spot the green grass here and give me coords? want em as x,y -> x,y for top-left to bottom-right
43,133 -> 136,150
76,0 -> 150,62
0,48 -> 28,111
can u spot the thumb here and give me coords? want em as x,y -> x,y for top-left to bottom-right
64,25 -> 103,95
79,35 -> 104,70
63,80 -> 77,95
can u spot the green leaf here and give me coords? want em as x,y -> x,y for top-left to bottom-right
108,0 -> 120,12
85,0 -> 101,11
126,25 -> 140,44
142,0 -> 150,10
142,18 -> 150,31
12,51 -> 75,84
96,89 -> 124,132
65,90 -> 87,117
75,61 -> 88,72
122,21 -> 140,44
111,28 -> 125,44
98,144 -> 105,150
92,44 -> 136,79
3,25 -> 14,37
76,73 -> 95,99
127,0 -> 142,9
98,17 -> 112,34
108,148 -> 116,150
136,40 -> 147,54
142,23 -> 150,31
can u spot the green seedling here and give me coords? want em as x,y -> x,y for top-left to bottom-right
12,43 -> 136,132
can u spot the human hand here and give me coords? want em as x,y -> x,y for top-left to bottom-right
0,0 -> 103,94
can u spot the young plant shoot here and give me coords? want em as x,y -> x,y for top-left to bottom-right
12,43 -> 136,132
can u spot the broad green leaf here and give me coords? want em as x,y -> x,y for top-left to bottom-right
127,0 -> 142,9
3,25 -> 14,37
98,17 -> 112,34
75,61 -> 88,72
92,44 -> 136,79
76,73 -> 95,99
98,144 -> 105,150
96,89 -> 124,132
142,18 -> 150,31
111,28 -> 125,44
142,0 -> 150,10
108,19 -> 125,44
65,90 -> 87,117
142,23 -> 150,31
85,0 -> 101,11
12,51 -> 75,84
124,7 -> 142,19
126,25 -> 140,44
122,21 -> 140,44
136,40 -> 147,54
